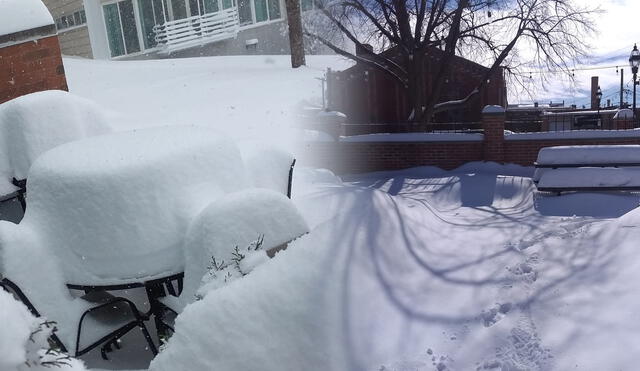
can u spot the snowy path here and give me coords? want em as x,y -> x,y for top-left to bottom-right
296,164 -> 640,370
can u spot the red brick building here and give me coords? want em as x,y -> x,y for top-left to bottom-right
0,6 -> 68,105
327,47 -> 507,125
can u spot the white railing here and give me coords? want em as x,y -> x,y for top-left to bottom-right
153,8 -> 239,53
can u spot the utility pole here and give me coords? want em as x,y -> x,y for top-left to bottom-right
620,68 -> 624,108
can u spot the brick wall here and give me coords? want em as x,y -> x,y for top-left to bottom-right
0,30 -> 68,104
300,110 -> 640,175
301,140 -> 484,174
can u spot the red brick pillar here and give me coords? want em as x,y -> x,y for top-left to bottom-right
482,105 -> 505,163
0,23 -> 68,104
613,109 -> 634,130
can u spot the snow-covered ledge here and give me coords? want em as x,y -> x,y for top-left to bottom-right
505,129 -> 640,141
0,0 -> 55,48
482,105 -> 506,115
340,132 -> 484,143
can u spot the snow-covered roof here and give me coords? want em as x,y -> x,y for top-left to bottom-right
0,0 -> 53,36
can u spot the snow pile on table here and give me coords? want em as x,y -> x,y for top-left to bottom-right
23,126 -> 246,284
0,290 -> 86,371
182,189 -> 309,302
0,0 -> 53,36
150,226 -> 347,371
0,90 -> 112,182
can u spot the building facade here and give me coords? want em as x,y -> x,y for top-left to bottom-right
42,0 -> 296,59
327,47 -> 508,125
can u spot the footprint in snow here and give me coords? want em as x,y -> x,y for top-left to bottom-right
481,302 -> 512,327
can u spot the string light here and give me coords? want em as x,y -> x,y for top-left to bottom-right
524,64 -> 623,77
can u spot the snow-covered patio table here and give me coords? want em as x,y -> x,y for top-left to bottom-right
21,125 -> 246,285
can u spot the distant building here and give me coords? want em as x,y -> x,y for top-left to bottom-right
41,0 -> 314,59
327,46 -> 508,125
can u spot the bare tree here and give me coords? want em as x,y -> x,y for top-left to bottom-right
304,0 -> 598,125
285,0 -> 306,68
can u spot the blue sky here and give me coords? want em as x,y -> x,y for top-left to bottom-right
510,0 -> 640,106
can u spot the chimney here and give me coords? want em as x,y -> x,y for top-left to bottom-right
591,76 -> 599,109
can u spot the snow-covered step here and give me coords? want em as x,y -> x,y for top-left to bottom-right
537,167 -> 640,191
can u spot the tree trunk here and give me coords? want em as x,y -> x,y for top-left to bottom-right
285,0 -> 306,68
406,52 -> 426,126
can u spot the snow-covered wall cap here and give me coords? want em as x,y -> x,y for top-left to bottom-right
613,109 -> 634,120
0,0 -> 54,37
482,105 -> 505,115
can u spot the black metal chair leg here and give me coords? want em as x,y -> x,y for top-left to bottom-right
139,323 -> 158,355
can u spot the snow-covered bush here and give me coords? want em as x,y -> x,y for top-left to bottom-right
0,290 -> 86,371
195,235 -> 270,298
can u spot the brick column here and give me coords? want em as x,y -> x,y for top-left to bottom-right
482,105 -> 505,163
0,24 -> 68,104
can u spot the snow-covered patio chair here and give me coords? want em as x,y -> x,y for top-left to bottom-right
0,221 -> 158,360
241,145 -> 297,198
152,189 -> 309,335
0,90 -> 112,211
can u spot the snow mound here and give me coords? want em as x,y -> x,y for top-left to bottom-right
182,189 -> 309,301
23,126 -> 247,284
0,90 -> 112,181
150,227 -> 345,371
0,0 -> 53,36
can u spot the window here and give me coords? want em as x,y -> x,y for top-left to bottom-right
103,0 -> 141,57
138,0 -> 166,49
54,8 -> 88,32
238,0 -> 281,26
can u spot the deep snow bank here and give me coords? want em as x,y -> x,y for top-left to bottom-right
150,225 -> 347,371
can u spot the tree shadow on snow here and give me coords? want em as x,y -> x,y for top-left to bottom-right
326,172 -> 624,370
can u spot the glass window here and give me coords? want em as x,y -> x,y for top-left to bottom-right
103,3 -> 125,57
267,0 -> 280,19
139,0 -> 158,49
238,0 -> 252,25
222,0 -> 233,9
254,0 -> 267,22
301,0 -> 312,11
171,0 -> 188,19
118,0 -> 141,54
80,10 -> 87,23
203,0 -> 219,13
189,0 -> 201,16
74,11 -> 82,25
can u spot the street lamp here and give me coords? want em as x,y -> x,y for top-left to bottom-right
596,86 -> 602,126
629,44 -> 640,115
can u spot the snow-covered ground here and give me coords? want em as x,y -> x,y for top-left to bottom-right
296,163 -> 640,370
3,54 -> 640,371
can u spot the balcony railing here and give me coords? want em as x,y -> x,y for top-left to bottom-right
153,8 -> 239,53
